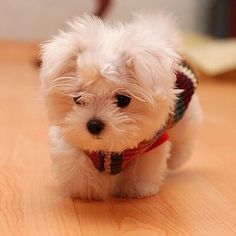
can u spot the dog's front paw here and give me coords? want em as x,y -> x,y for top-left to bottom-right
118,181 -> 160,198
51,141 -> 110,200
63,180 -> 108,200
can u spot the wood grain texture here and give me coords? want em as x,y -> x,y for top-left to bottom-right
0,42 -> 236,236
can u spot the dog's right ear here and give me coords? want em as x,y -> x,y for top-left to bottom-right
40,15 -> 103,84
40,31 -> 81,83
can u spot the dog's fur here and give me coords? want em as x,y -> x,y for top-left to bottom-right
40,14 -> 202,199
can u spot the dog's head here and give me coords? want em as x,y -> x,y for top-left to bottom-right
40,14 -> 180,152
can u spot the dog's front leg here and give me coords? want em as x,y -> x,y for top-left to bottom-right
49,126 -> 115,200
117,142 -> 170,198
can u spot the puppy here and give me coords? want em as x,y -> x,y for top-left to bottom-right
40,13 -> 202,200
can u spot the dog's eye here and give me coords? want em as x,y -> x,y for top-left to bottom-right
73,96 -> 83,105
116,94 -> 131,108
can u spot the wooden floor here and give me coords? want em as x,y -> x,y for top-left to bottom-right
0,43 -> 236,236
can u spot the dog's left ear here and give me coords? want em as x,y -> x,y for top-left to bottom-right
125,13 -> 181,97
125,44 -> 180,97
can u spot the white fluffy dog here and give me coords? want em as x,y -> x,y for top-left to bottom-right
40,13 -> 202,200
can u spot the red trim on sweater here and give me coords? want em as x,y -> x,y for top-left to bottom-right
121,132 -> 169,169
146,132 -> 169,152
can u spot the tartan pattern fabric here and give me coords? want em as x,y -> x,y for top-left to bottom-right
84,132 -> 169,175
85,60 -> 198,175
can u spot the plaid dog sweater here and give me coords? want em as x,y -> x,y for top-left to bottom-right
85,60 -> 198,175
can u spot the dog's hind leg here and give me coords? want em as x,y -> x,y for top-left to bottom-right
168,95 -> 202,169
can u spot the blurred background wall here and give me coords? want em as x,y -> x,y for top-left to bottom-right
1,0 -> 235,77
0,0 -> 213,41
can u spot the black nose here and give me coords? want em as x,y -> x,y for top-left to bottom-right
87,119 -> 105,135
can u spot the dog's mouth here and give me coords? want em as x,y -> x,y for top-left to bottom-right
93,135 -> 102,140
